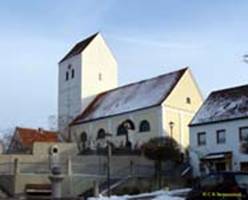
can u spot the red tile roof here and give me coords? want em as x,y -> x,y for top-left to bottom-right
16,127 -> 59,148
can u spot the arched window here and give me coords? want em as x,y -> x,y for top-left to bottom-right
139,120 -> 151,132
97,129 -> 106,139
117,119 -> 135,136
123,119 -> 135,130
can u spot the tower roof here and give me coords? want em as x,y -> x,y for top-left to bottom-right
59,33 -> 98,63
71,68 -> 188,125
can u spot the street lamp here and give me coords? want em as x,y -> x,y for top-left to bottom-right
169,121 -> 175,138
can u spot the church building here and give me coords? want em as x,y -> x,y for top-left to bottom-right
58,33 -> 203,150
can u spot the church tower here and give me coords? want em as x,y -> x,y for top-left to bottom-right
58,33 -> 118,138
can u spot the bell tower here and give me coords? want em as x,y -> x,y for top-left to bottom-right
58,33 -> 118,139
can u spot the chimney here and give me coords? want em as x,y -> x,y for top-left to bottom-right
38,128 -> 44,133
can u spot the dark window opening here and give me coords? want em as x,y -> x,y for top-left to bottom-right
71,69 -> 75,79
215,162 -> 226,172
186,97 -> 191,104
117,119 -> 135,136
97,129 -> 106,139
240,127 -> 248,142
66,71 -> 69,81
117,125 -> 128,136
216,130 -> 226,144
139,120 -> 151,132
240,162 -> 248,172
197,132 -> 206,146
123,119 -> 135,130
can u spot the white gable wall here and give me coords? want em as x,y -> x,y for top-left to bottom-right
190,118 -> 248,177
81,34 -> 118,103
161,69 -> 203,148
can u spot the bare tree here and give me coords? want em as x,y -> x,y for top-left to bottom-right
243,54 -> 248,63
47,115 -> 58,131
0,128 -> 14,153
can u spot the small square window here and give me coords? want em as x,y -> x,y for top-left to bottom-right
197,132 -> 206,146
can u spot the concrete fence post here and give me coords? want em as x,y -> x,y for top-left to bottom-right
14,158 -> 19,175
67,156 -> 72,196
67,156 -> 72,176
93,180 -> 99,197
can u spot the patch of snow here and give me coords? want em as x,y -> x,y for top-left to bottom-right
88,188 -> 189,200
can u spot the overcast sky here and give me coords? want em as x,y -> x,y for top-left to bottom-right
0,0 -> 248,131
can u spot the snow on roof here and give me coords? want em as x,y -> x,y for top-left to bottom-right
191,84 -> 248,126
72,68 -> 187,125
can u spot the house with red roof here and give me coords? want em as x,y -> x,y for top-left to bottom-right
7,127 -> 59,154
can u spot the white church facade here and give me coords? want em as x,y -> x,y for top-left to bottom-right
58,33 -> 203,150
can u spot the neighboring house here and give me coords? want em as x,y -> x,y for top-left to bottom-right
7,127 -> 59,154
189,84 -> 248,176
69,67 -> 203,150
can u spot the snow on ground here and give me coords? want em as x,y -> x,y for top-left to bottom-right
88,188 -> 190,200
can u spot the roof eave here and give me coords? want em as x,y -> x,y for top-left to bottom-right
70,104 -> 162,126
189,115 -> 248,127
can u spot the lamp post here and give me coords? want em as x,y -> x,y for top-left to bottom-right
169,121 -> 174,139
